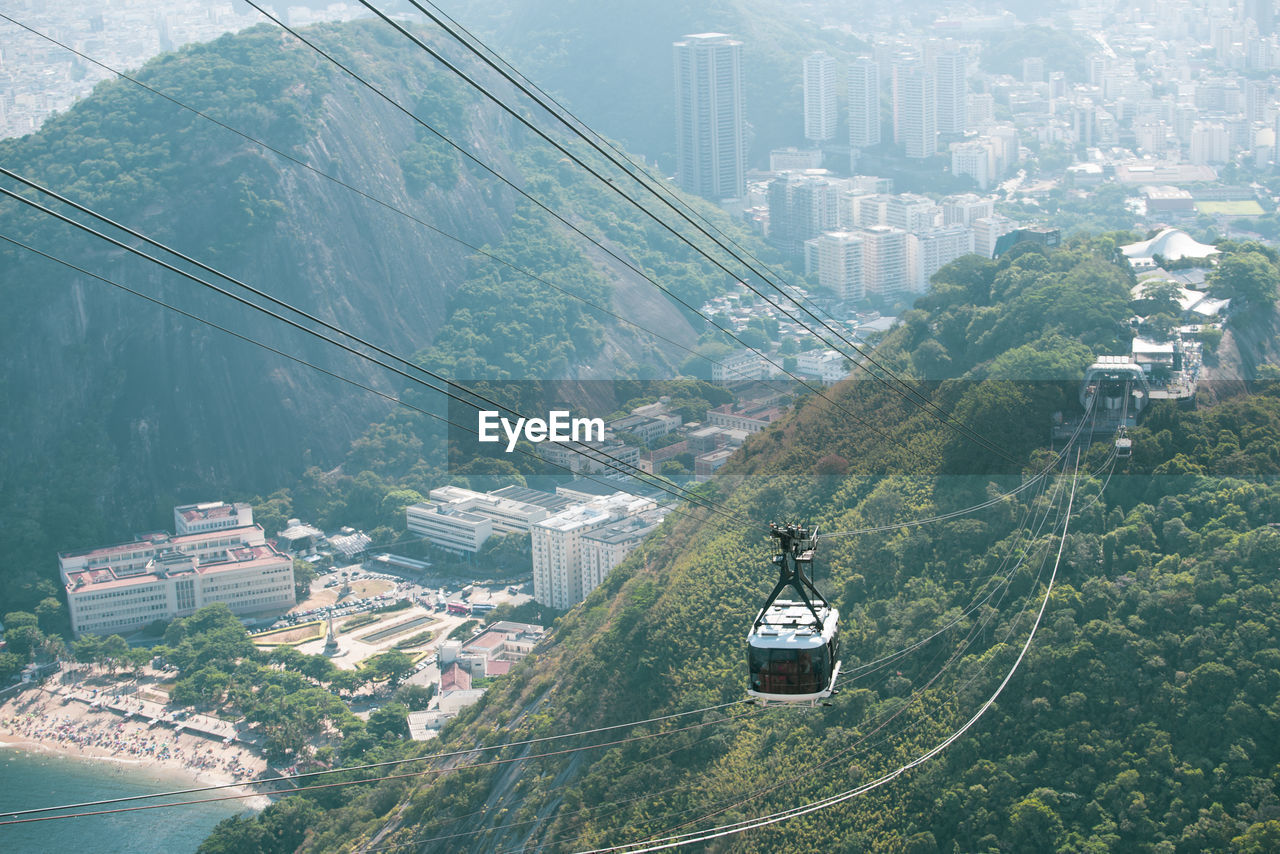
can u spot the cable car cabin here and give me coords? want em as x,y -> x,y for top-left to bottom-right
748,601 -> 840,703
1115,436 -> 1133,458
747,523 -> 842,705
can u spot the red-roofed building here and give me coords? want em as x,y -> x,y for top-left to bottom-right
441,662 -> 472,692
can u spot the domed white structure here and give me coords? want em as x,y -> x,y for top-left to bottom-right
1121,228 -> 1219,269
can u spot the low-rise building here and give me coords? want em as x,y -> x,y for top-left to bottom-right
426,485 -> 551,534
276,519 -> 324,554
795,349 -> 849,385
711,349 -> 772,385
406,502 -> 494,553
695,448 -> 736,480
707,402 -> 786,432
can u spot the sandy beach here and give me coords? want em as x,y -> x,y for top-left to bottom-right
0,680 -> 272,811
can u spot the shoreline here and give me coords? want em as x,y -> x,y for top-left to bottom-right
0,683 -> 273,812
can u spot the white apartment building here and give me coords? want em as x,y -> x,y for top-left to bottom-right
884,193 -> 940,231
851,192 -> 893,228
805,230 -> 865,301
608,411 -> 683,445
943,194 -> 995,226
951,140 -> 992,189
173,501 -> 253,535
712,349 -> 771,384
769,147 -> 824,171
973,214 -> 1017,258
966,93 -> 995,130
1190,121 -> 1231,164
911,225 -> 976,292
861,225 -> 911,296
795,349 -> 849,384
767,170 -> 844,253
803,51 -> 838,143
674,33 -> 746,201
532,493 -> 657,610
61,517 -> 294,637
934,50 -> 968,134
893,60 -> 937,158
849,57 -> 881,148
581,515 -> 663,598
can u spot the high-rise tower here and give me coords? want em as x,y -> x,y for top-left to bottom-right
893,59 -> 937,159
934,50 -> 967,135
803,51 -> 838,144
674,33 -> 746,201
849,56 -> 881,149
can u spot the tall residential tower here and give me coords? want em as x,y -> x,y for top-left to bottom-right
849,57 -> 881,149
893,59 -> 937,159
803,50 -> 838,144
934,49 -> 967,135
674,33 -> 746,201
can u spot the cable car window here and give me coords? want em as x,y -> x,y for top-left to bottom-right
749,646 -> 829,694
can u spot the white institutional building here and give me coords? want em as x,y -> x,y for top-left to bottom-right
60,502 -> 295,637
532,493 -> 660,610
405,485 -> 566,553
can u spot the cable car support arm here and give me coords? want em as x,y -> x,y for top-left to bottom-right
755,524 -> 828,630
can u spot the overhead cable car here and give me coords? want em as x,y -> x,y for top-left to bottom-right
747,523 -> 841,705
1115,427 -> 1132,459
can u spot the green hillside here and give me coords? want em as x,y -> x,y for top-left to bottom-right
196,241 -> 1280,852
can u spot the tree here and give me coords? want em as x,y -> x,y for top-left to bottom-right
365,650 -> 414,687
1007,795 -> 1064,850
292,558 -> 317,602
393,683 -> 436,710
1137,280 -> 1183,316
1209,250 -> 1280,309
1233,820 -> 1280,853
380,488 -> 425,530
71,634 -> 102,663
367,702 -> 411,741
34,597 -> 66,634
0,651 -> 22,682
4,624 -> 44,658
3,611 -> 38,630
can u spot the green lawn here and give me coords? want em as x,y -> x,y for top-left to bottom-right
1195,200 -> 1266,216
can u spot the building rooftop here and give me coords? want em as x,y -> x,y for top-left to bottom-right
65,543 -> 285,593
583,515 -> 663,546
59,524 -> 264,564
489,485 -> 574,513
1121,228 -> 1218,266
328,530 -> 372,558
176,501 -> 245,523
441,662 -> 472,692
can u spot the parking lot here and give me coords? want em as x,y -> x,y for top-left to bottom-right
276,563 -> 534,673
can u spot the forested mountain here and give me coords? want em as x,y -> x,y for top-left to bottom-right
0,20 -> 757,611
198,241 -> 1280,852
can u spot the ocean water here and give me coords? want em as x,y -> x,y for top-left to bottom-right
0,747 -> 255,853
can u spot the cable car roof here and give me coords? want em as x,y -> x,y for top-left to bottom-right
749,601 -> 839,649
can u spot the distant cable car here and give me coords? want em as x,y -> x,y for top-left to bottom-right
1115,427 -> 1132,459
747,524 -> 841,705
